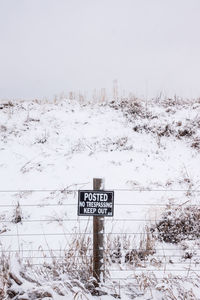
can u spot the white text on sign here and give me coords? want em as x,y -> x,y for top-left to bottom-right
84,193 -> 108,201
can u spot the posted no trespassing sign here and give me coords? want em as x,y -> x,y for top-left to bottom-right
78,190 -> 114,217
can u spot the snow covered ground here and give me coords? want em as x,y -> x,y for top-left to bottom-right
0,97 -> 200,299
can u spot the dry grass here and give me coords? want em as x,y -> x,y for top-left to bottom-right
1,228 -> 200,299
0,252 -> 9,300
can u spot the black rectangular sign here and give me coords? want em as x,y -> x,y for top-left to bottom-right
78,190 -> 114,217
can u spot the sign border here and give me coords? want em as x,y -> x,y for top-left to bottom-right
78,190 -> 114,217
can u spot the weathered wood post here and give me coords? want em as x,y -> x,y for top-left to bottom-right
78,180 -> 114,286
93,178 -> 105,284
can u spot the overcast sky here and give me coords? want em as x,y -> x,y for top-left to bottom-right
0,0 -> 200,99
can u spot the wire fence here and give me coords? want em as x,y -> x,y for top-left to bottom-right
0,188 -> 200,284
0,188 -> 200,192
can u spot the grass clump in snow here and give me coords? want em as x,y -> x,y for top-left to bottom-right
125,227 -> 156,265
106,228 -> 156,267
151,205 -> 200,244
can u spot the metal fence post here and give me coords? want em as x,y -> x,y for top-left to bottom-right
93,178 -> 105,284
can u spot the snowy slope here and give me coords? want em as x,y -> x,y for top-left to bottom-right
0,97 -> 200,299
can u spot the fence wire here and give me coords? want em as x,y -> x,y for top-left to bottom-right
0,188 -> 200,286
0,188 -> 200,192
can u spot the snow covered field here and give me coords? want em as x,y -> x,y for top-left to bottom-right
0,97 -> 200,299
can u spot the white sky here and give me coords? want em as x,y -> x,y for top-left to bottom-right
0,0 -> 200,99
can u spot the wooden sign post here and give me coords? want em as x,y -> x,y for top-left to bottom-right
93,178 -> 105,284
78,179 -> 114,285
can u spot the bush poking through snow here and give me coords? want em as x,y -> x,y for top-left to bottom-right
151,205 -> 200,244
0,101 -> 14,109
192,137 -> 200,150
109,96 -> 200,152
12,202 -> 22,224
